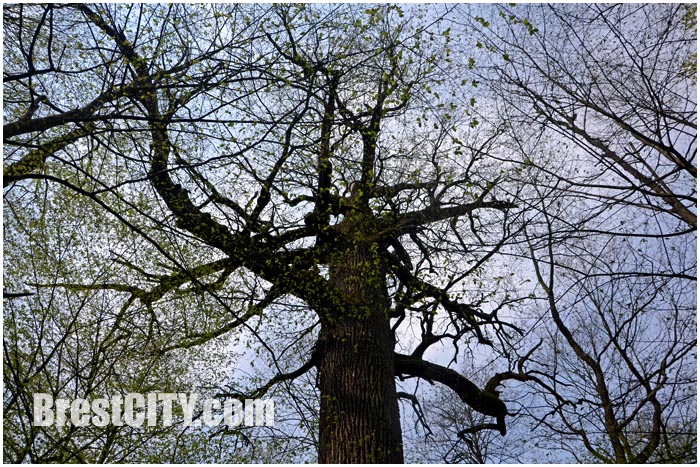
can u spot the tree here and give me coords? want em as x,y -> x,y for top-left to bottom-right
470,3 -> 696,230
522,210 -> 696,463
3,173 -> 252,462
452,3 -> 696,462
4,4 -> 520,462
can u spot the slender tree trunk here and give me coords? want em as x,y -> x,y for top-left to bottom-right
317,209 -> 404,463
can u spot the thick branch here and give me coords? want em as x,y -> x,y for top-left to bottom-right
394,353 -> 507,435
4,124 -> 94,186
378,199 -> 514,238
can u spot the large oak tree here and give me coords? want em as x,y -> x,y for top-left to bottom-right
4,4 -> 517,462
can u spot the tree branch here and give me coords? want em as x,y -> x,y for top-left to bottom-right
394,353 -> 507,435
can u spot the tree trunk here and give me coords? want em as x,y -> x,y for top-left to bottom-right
317,209 -> 404,463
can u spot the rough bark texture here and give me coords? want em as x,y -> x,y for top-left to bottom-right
317,206 -> 404,463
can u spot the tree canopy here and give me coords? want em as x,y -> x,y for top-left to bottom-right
3,3 -> 696,463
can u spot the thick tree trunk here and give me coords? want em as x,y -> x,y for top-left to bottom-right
316,210 -> 404,463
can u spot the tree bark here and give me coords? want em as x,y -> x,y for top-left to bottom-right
317,207 -> 404,463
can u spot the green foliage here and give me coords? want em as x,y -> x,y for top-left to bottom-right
680,4 -> 697,79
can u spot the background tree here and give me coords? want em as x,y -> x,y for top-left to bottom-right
3,4 -> 280,462
450,3 -> 696,462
